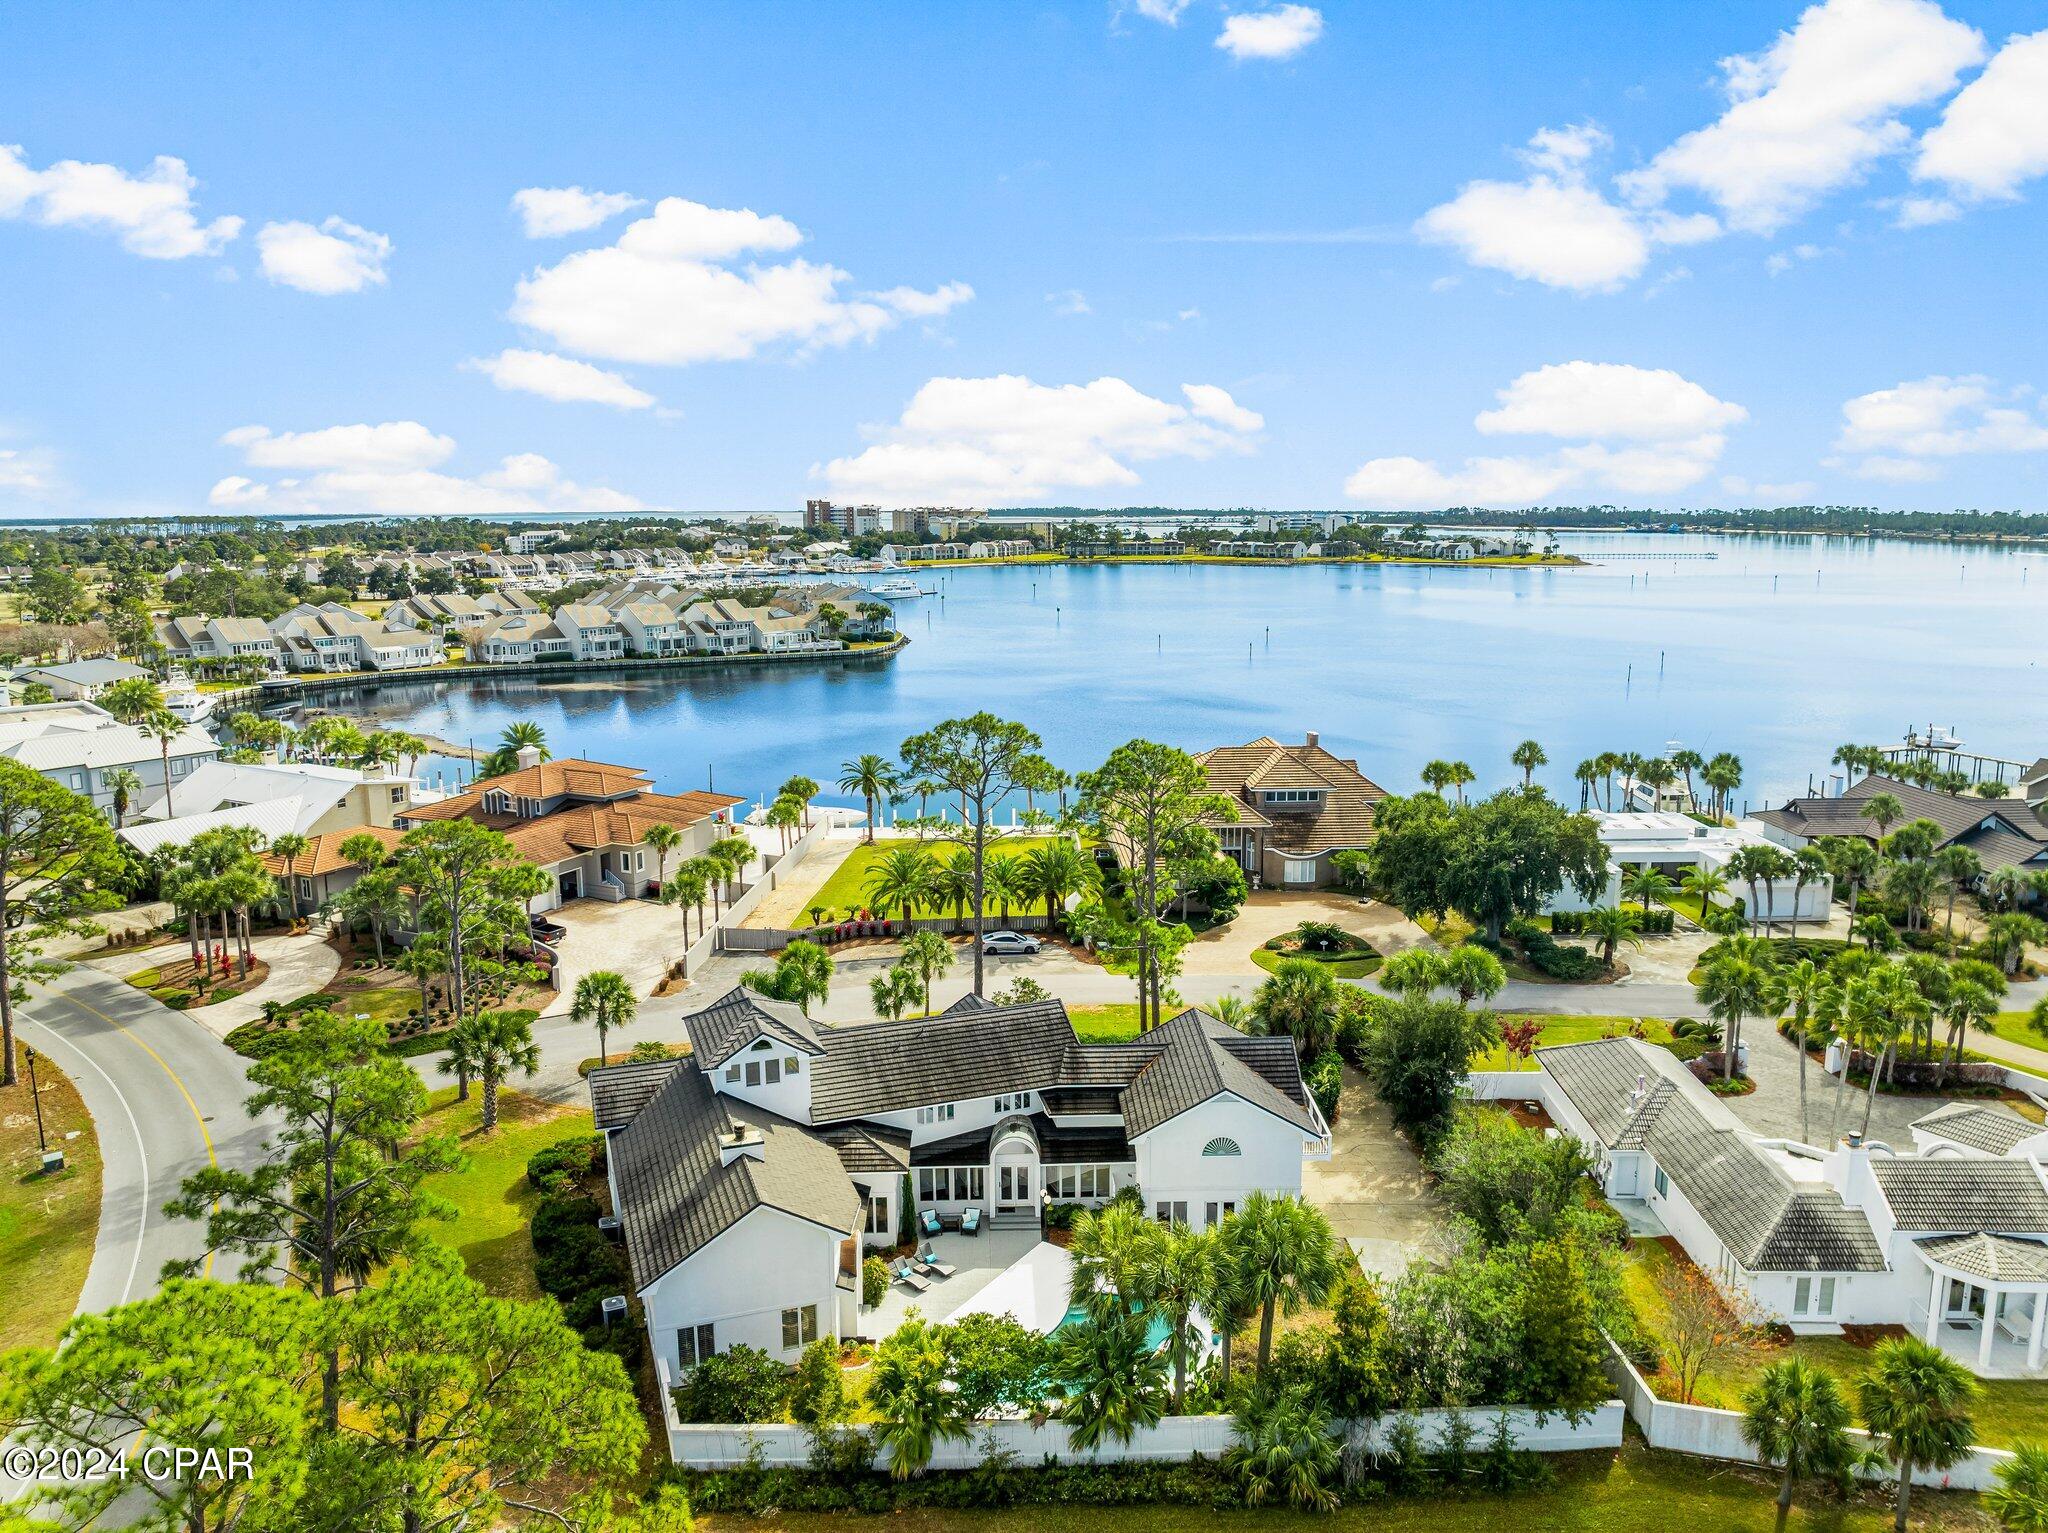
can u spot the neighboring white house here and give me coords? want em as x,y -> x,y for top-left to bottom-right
591,992 -> 1331,1380
468,611 -> 572,664
1543,811 -> 1834,923
554,604 -> 628,661
119,758 -> 418,861
0,701 -> 218,816
616,600 -> 689,657
13,658 -> 150,702
1537,1037 -> 2048,1374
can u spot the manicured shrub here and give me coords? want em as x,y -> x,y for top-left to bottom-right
1305,1049 -> 1343,1122
672,1344 -> 790,1424
526,1132 -> 606,1194
861,1254 -> 890,1308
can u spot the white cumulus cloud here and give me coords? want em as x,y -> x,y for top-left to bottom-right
1133,0 -> 1192,22
213,421 -> 650,518
816,375 -> 1262,504
511,185 -> 645,237
508,195 -> 968,367
1834,375 -> 2048,479
256,217 -> 391,294
1618,0 -> 1985,234
464,349 -> 656,410
1912,29 -> 2048,206
1346,362 -> 1744,507
0,144 -> 240,258
1418,167 -> 1650,291
1215,5 -> 1323,61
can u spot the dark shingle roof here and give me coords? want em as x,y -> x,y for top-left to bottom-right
589,1058 -> 688,1131
808,1000 -> 1076,1121
1919,1232 -> 2048,1282
605,1067 -> 858,1289
911,1113 -> 1134,1167
1757,774 -> 2046,871
1913,1101 -> 2045,1157
1540,1038 -> 1884,1273
1871,1158 -> 2048,1233
1112,1011 -> 1321,1139
682,986 -> 824,1068
817,1122 -> 911,1175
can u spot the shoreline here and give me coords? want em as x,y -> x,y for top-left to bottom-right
905,552 -> 1584,570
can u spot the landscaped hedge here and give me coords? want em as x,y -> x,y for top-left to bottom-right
1548,907 -> 1673,937
1505,920 -> 1603,981
527,1140 -> 637,1370
1305,1049 -> 1344,1122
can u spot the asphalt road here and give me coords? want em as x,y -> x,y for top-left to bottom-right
17,966 -> 270,1315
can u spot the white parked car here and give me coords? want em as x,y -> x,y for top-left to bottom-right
980,930 -> 1042,956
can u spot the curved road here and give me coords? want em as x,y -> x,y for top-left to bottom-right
17,966 -> 268,1315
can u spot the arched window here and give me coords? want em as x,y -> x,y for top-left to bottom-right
1201,1137 -> 1241,1158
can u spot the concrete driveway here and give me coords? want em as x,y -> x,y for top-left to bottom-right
544,897 -> 690,1015
1301,1064 -> 1446,1279
1181,891 -> 1432,975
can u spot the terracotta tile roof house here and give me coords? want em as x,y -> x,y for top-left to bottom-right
396,750 -> 740,911
257,824 -> 406,911
1194,732 -> 1387,889
590,989 -> 1330,1402
1748,773 -> 2048,882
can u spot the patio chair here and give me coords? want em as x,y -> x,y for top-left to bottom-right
960,1206 -> 981,1236
918,1208 -> 942,1239
916,1244 -> 957,1279
892,1261 -> 931,1293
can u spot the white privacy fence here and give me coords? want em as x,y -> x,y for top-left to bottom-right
1601,1338 -> 2015,1492
674,817 -> 831,976
656,1356 -> 1624,1468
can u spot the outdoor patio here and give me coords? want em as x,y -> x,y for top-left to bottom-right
863,1226 -> 1045,1337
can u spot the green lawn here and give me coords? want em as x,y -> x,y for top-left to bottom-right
1068,1003 -> 1144,1044
1625,1240 -> 2048,1450
1249,946 -> 1383,979
699,1437 -> 1992,1531
1471,1014 -> 1676,1072
414,1086 -> 593,1301
0,1046 -> 102,1351
801,835 -> 1066,922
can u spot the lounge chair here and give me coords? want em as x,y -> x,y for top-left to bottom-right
916,1245 -> 957,1279
893,1261 -> 931,1293
918,1208 -> 942,1239
960,1206 -> 981,1236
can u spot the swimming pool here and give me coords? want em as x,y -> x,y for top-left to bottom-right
1055,1304 -> 1174,1351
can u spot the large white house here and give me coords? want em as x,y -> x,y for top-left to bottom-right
1538,1037 -> 2048,1374
1543,811 -> 1834,923
591,991 -> 1330,1377
0,700 -> 218,816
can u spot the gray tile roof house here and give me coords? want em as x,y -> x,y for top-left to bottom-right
1869,1159 -> 2048,1232
1540,1038 -> 1886,1272
680,987 -> 825,1069
1751,773 -> 2048,875
1918,1233 -> 2048,1283
1913,1101 -> 2048,1158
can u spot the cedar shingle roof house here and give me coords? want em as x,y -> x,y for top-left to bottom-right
396,748 -> 740,911
1539,1036 -> 2048,1374
1748,773 -> 2048,885
1195,732 -> 1387,889
590,989 -> 1330,1391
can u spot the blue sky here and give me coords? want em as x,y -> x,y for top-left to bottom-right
4,0 -> 2047,519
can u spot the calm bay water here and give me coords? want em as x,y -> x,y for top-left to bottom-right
336,532 -> 2047,817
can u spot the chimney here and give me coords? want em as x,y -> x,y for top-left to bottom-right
1305,731 -> 1320,750
719,1124 -> 765,1167
515,744 -> 542,772
1831,1130 -> 1874,1206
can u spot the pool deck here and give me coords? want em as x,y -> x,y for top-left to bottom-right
865,1227 -> 1046,1335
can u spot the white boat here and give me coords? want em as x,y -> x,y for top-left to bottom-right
161,670 -> 215,724
871,576 -> 925,599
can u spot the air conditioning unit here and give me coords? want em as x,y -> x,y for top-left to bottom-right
597,1214 -> 622,1240
1825,1039 -> 1847,1075
600,1295 -> 628,1327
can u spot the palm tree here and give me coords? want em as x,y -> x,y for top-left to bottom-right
1443,945 -> 1505,1007
774,938 -> 834,1015
1227,1384 -> 1340,1511
1052,1306 -> 1169,1451
641,822 -> 683,889
1931,845 -> 1982,942
1779,959 -> 1831,1144
870,1317 -> 970,1478
1219,1192 -> 1341,1373
1510,738 -> 1547,788
863,844 -> 936,924
1785,845 -> 1830,941
1740,1357 -> 1855,1533
868,964 -> 921,1022
1847,967 -> 1924,1137
1859,1335 -> 1978,1533
1990,1442 -> 2048,1532
898,929 -> 953,1015
778,773 -> 820,831
1679,864 -> 1730,925
1020,838 -> 1092,933
661,863 -> 710,943
571,969 -> 638,1067
933,846 -> 977,932
1137,1222 -> 1215,1411
105,766 -> 143,829
1379,948 -> 1447,1000
1860,791 -> 1905,840
1885,858 -> 1941,935
1420,760 -> 1457,797
1067,1201 -> 1160,1318
1696,940 -> 1780,1081
1671,746 -> 1705,809
1585,904 -> 1644,969
438,1009 -> 541,1131
1984,912 -> 2046,977
270,831 -> 309,916
837,753 -> 899,844
1938,975 -> 1998,1088
982,855 -> 1025,925
137,708 -> 186,817
766,793 -> 802,852
1826,836 -> 1885,925
1616,750 -> 1645,809
1252,958 -> 1341,1060
500,721 -> 549,762
1620,864 -> 1674,914
1640,757 -> 1679,808
1572,757 -> 1600,811
1703,752 -> 1743,821
97,674 -> 165,724
336,868 -> 405,966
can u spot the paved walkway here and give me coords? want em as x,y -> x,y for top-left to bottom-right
88,930 -> 346,1040
1301,1065 -> 1444,1280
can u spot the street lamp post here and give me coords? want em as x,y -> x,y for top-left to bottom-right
25,1046 -> 63,1173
